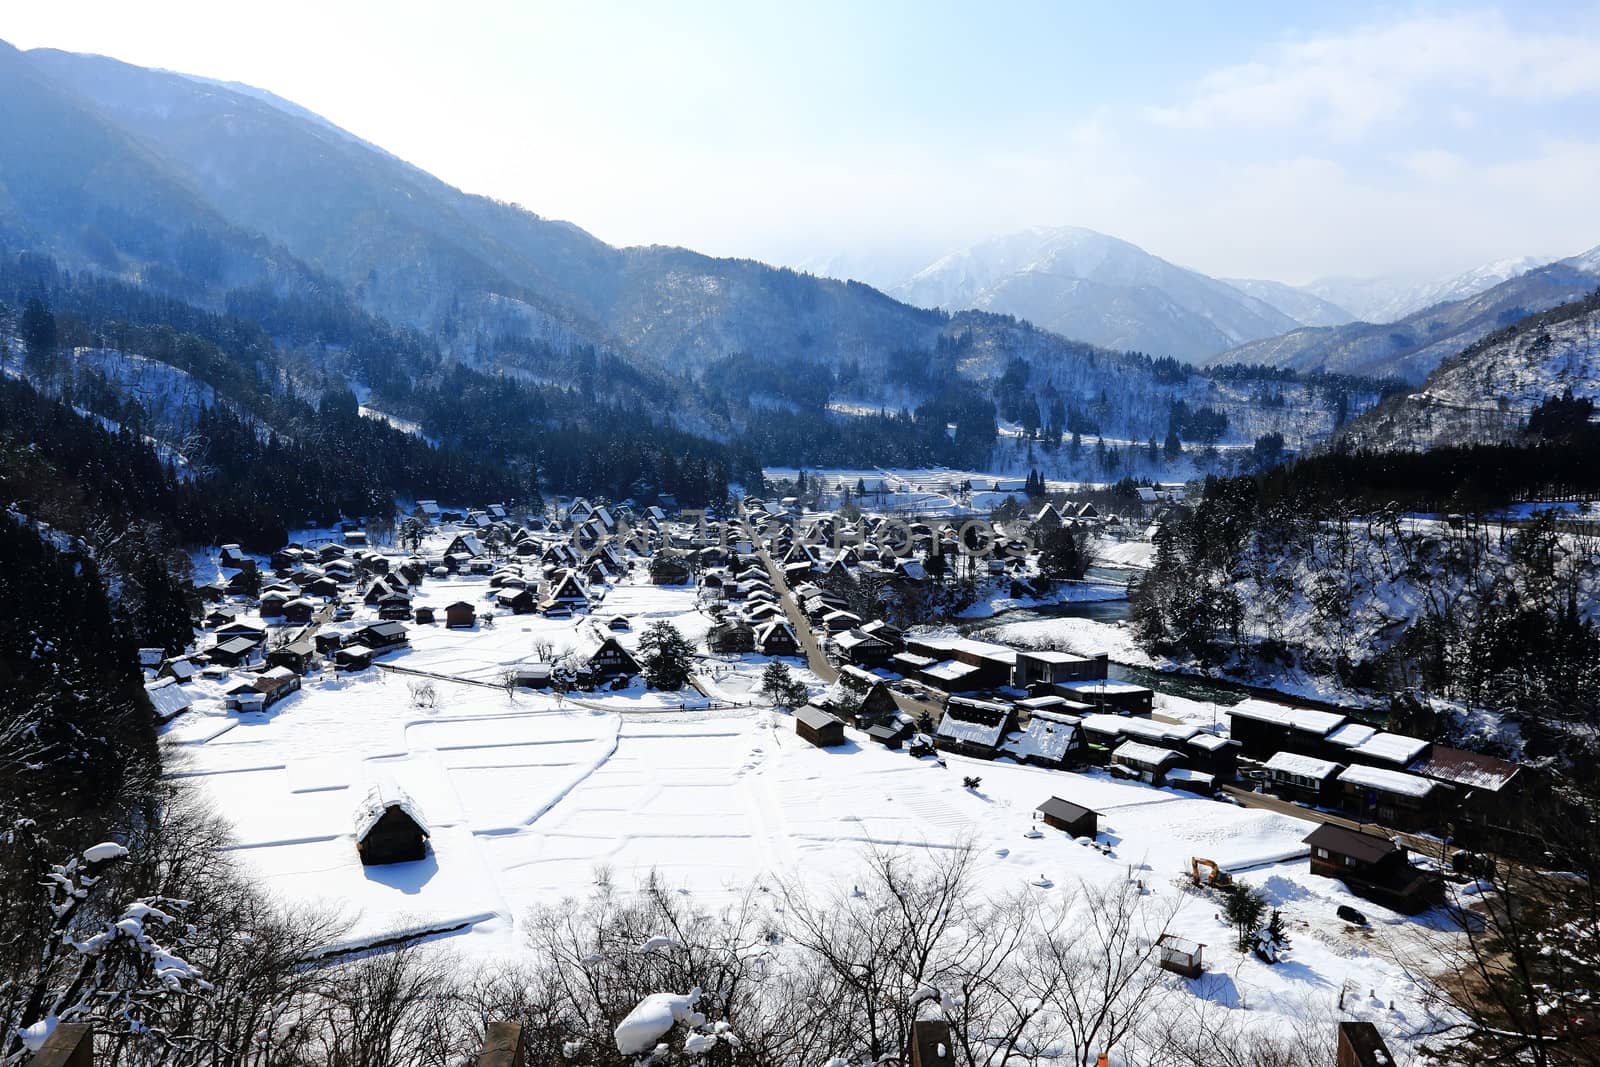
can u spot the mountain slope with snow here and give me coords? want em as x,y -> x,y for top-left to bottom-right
1341,290 -> 1600,451
1221,278 -> 1354,328
1372,256 -> 1551,322
1302,256 -> 1559,324
889,227 -> 1303,362
1217,254 -> 1600,383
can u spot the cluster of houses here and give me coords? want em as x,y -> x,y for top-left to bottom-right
144,491 -> 1529,919
731,493 -> 1527,919
148,493 -> 755,725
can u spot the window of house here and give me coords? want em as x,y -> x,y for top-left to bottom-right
1314,847 -> 1329,858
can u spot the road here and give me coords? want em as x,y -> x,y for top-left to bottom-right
746,515 -> 836,684
1223,784 -> 1453,861
743,505 -> 944,723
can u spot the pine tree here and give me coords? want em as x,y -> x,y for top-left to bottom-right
1223,882 -> 1268,952
638,621 -> 694,690
20,297 -> 56,370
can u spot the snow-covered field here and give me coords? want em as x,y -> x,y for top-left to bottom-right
161,566 -> 1443,1037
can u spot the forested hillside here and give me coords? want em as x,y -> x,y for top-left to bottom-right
1134,440 -> 1600,775
1341,288 -> 1600,451
0,41 -> 1366,464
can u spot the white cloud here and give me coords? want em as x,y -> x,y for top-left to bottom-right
1150,11 -> 1600,137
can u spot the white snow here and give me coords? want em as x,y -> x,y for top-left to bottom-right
1337,764 -> 1437,799
158,558 -> 1450,1050
1264,752 -> 1340,780
82,842 -> 129,864
615,989 -> 702,1055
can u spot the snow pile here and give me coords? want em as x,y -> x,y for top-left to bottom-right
82,841 -> 129,864
18,1016 -> 56,1054
614,988 -> 702,1055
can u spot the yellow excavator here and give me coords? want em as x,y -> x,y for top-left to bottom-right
1190,857 -> 1231,888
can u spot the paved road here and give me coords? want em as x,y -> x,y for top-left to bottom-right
747,519 -> 837,684
743,505 -> 943,723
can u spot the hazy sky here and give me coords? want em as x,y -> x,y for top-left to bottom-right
7,1 -> 1600,286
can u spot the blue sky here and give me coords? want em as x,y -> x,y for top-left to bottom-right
7,1 -> 1600,285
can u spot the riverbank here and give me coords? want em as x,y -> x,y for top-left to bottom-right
955,578 -> 1128,621
969,609 -> 1387,722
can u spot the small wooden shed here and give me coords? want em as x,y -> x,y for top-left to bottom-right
1155,933 -> 1204,979
1035,797 -> 1098,838
445,601 -> 477,628
354,781 -> 430,866
796,704 -> 845,748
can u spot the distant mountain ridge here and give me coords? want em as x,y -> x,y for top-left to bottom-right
1214,252 -> 1600,383
887,226 -> 1307,363
1219,277 -> 1354,328
15,44 -> 970,385
1306,256 -> 1554,324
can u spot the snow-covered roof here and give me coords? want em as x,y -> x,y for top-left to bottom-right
145,680 -> 193,719
353,779 -> 430,840
834,630 -> 887,652
1080,713 -> 1197,744
1157,933 -> 1203,957
1056,680 -> 1150,697
1111,741 -> 1179,767
936,712 -> 1007,749
1264,751 -> 1341,779
1187,732 -> 1233,752
909,635 -> 1017,663
1017,649 -> 1081,664
1337,764 -> 1437,798
1326,723 -> 1378,748
1002,715 -> 1080,763
1165,768 -> 1214,785
923,660 -> 979,683
1347,732 -> 1429,765
1226,701 -> 1345,735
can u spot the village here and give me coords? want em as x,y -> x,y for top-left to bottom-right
137,482 -> 1535,1057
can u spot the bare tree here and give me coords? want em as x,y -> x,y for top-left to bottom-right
1393,809 -> 1600,1067
408,680 -> 438,711
1029,880 -> 1181,1067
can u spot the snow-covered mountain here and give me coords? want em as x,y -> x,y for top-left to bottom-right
1304,256 -> 1554,325
1220,278 -> 1355,328
888,226 -> 1304,362
1342,290 -> 1600,451
1374,256 -> 1552,322
1218,252 -> 1600,383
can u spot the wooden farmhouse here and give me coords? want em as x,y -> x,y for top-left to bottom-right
354,781 -> 430,866
1035,796 -> 1098,838
796,704 -> 845,748
1303,824 -> 1442,914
